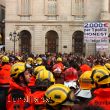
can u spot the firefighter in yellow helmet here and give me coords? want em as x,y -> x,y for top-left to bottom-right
91,68 -> 110,87
10,62 -> 31,83
56,57 -> 64,70
36,57 -> 43,66
26,57 -> 34,66
28,65 -> 46,88
30,57 -> 44,88
25,57 -> 34,75
92,64 -> 104,71
0,55 -> 11,110
1,55 -> 9,63
104,63 -> 110,74
6,62 -> 34,110
35,69 -> 55,89
44,84 -> 74,110
56,57 -> 62,62
34,65 -> 46,76
31,69 -> 55,110
75,71 -> 95,105
89,68 -> 110,110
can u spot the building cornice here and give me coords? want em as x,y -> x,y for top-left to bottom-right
100,20 -> 110,22
5,20 -> 84,24
0,4 -> 5,8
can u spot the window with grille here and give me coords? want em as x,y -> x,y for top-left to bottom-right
48,0 -> 57,15
72,0 -> 85,19
0,6 -> 5,21
45,0 -> 57,16
18,0 -> 31,16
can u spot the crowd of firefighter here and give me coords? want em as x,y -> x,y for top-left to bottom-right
0,52 -> 110,110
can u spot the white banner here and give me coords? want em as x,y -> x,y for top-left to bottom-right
96,43 -> 108,51
84,22 -> 109,43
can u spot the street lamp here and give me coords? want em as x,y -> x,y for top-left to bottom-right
9,31 -> 20,55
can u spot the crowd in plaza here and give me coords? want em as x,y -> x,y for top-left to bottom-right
0,51 -> 110,110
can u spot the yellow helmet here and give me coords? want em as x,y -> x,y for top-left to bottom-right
45,84 -> 74,106
34,65 -> 46,75
91,68 -> 110,85
92,65 -> 104,71
36,69 -> 55,83
104,63 -> 110,73
16,56 -> 22,61
27,57 -> 33,64
10,62 -> 25,79
36,57 -> 43,65
79,71 -> 95,90
56,57 -> 62,62
2,56 -> 9,63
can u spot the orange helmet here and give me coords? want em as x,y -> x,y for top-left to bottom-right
79,71 -> 95,90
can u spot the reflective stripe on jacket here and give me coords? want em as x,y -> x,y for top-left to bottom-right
6,79 -> 34,110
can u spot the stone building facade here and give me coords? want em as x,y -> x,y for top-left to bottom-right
5,0 -> 110,56
0,0 -> 5,46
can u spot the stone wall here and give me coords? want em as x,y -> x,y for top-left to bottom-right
5,0 -> 110,56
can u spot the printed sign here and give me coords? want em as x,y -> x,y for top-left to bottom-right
96,43 -> 108,51
84,22 -> 108,43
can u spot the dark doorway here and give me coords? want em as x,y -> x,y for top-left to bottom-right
72,31 -> 84,55
45,30 -> 58,53
19,30 -> 31,54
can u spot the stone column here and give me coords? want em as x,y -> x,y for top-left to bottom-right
102,0 -> 109,12
100,0 -> 110,21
